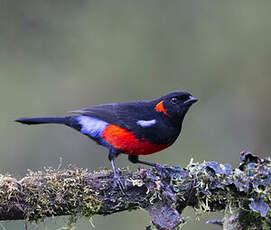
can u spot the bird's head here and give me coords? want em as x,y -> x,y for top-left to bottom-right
155,91 -> 198,121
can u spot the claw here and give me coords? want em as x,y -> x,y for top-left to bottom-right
154,163 -> 167,170
112,169 -> 126,195
110,159 -> 126,195
113,173 -> 126,195
153,163 -> 172,177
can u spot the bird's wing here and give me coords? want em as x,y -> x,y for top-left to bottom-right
68,101 -> 176,146
68,101 -> 152,130
69,103 -> 118,123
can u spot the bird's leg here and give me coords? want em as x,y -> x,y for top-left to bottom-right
108,150 -> 125,194
128,155 -> 160,167
128,155 -> 171,176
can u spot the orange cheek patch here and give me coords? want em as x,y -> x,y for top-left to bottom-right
155,100 -> 169,116
101,124 -> 168,155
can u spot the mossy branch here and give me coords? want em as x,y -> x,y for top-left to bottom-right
0,152 -> 270,230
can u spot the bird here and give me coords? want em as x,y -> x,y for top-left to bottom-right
15,91 -> 198,192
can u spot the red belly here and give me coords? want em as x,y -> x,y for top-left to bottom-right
101,124 -> 168,155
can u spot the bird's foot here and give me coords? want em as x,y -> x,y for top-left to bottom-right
153,164 -> 187,180
113,170 -> 126,195
153,163 -> 168,170
153,163 -> 180,177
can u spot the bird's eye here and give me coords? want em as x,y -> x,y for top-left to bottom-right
171,97 -> 178,104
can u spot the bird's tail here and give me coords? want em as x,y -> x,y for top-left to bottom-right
15,116 -> 67,125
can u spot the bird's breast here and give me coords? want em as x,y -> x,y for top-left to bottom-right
101,124 -> 168,155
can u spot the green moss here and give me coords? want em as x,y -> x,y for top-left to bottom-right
0,167 -> 103,222
80,191 -> 101,218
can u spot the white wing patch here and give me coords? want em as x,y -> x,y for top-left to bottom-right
76,116 -> 108,137
136,119 -> 156,127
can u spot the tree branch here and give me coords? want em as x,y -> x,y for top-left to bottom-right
0,152 -> 270,230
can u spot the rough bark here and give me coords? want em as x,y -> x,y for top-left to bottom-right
0,152 -> 270,230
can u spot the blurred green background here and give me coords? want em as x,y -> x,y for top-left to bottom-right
1,0 -> 271,229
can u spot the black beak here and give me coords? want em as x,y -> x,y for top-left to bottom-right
184,96 -> 198,105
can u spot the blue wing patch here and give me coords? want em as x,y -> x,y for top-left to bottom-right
136,119 -> 156,127
76,116 -> 108,138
